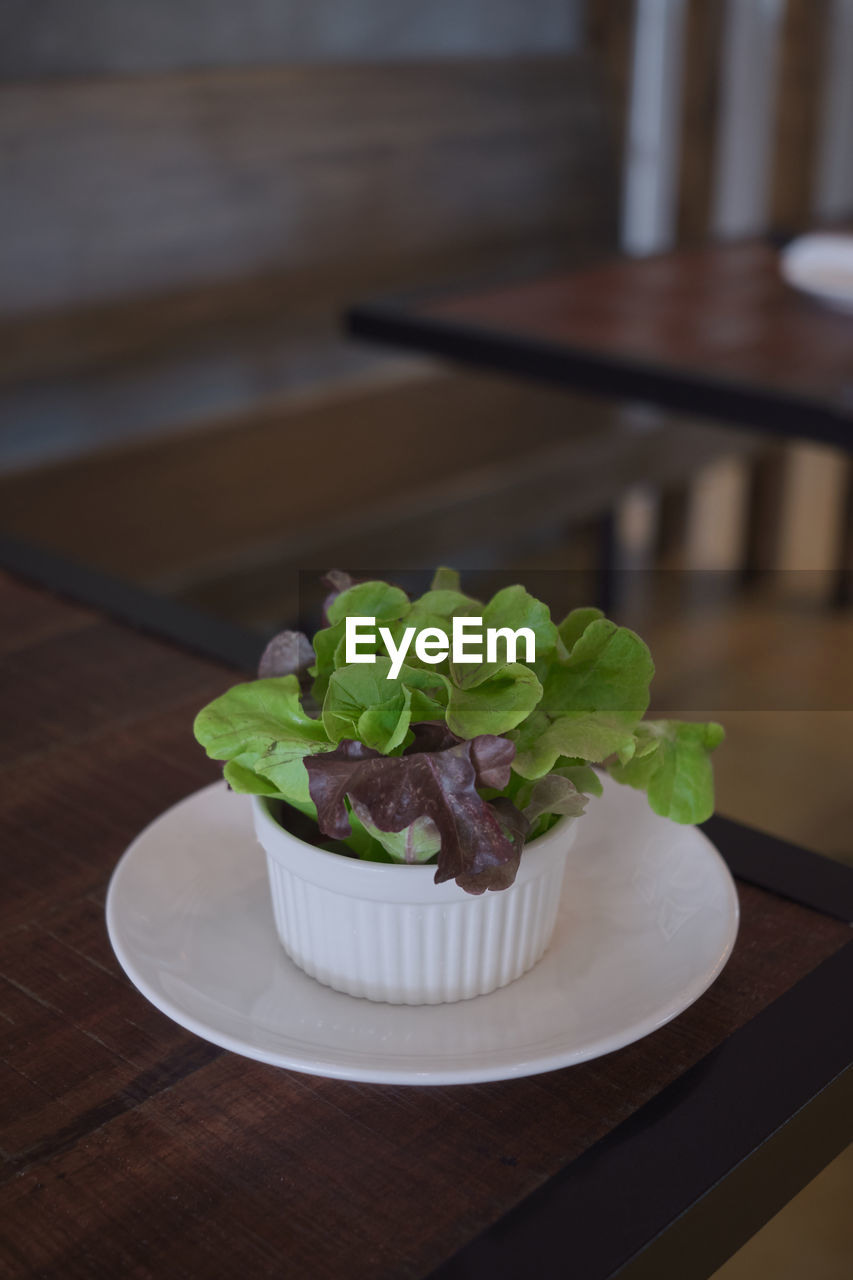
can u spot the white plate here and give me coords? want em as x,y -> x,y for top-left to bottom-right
106,777 -> 739,1085
779,232 -> 853,315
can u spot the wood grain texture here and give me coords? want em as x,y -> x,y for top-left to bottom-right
418,239 -> 853,409
585,0 -> 634,160
770,0 -> 830,230
0,0 -> 583,78
0,570 -> 851,1278
677,0 -> 725,243
587,0 -> 838,242
0,57 -> 615,320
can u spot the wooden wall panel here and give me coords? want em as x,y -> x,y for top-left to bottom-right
770,2 -> 850,599
0,0 -> 584,79
677,0 -> 725,243
0,58 -> 614,319
813,0 -> 853,220
589,0 -> 842,244
770,0 -> 830,231
585,0 -> 634,163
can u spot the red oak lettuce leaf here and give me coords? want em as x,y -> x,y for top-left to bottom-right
257,630 -> 314,682
453,797 -> 529,895
321,569 -> 358,624
404,720 -> 462,754
304,731 -> 529,894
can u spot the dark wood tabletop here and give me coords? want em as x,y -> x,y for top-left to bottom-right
347,240 -> 853,450
2,562 -> 853,1280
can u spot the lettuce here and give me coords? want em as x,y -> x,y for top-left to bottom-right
305,734 -> 527,894
608,720 -> 725,824
322,658 -> 448,753
449,584 -> 558,689
193,571 -> 725,892
193,675 -> 333,808
446,663 -> 542,737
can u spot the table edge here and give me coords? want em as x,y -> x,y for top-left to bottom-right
0,532 -> 265,672
430,940 -> 853,1280
346,300 -> 853,451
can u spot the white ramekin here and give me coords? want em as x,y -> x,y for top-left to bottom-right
251,796 -> 578,1005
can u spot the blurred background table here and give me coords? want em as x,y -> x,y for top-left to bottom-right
348,238 -> 853,450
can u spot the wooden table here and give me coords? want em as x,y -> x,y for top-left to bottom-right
348,240 -> 853,450
2,551 -> 853,1280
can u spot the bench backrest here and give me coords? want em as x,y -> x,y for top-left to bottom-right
0,55 -> 616,382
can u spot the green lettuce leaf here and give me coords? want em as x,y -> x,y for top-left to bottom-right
510,618 -> 654,776
223,758 -> 286,796
551,763 -> 604,797
508,708 -> 640,778
541,618 -> 654,716
446,663 -> 543,737
556,606 -> 604,655
312,580 -> 412,697
409,589 -> 482,621
516,773 -> 589,824
379,588 -> 480,676
325,579 -> 411,627
430,566 -> 462,591
322,658 -> 448,754
608,719 -> 725,823
194,676 -> 332,806
450,584 -> 558,689
324,665 -> 410,754
350,802 -> 442,864
310,620 -> 347,700
223,759 -> 321,820
342,807 -> 398,861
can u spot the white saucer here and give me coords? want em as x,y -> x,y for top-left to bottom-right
106,777 -> 739,1085
779,232 -> 853,315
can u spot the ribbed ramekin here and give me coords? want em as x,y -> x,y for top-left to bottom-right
251,797 -> 578,1005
